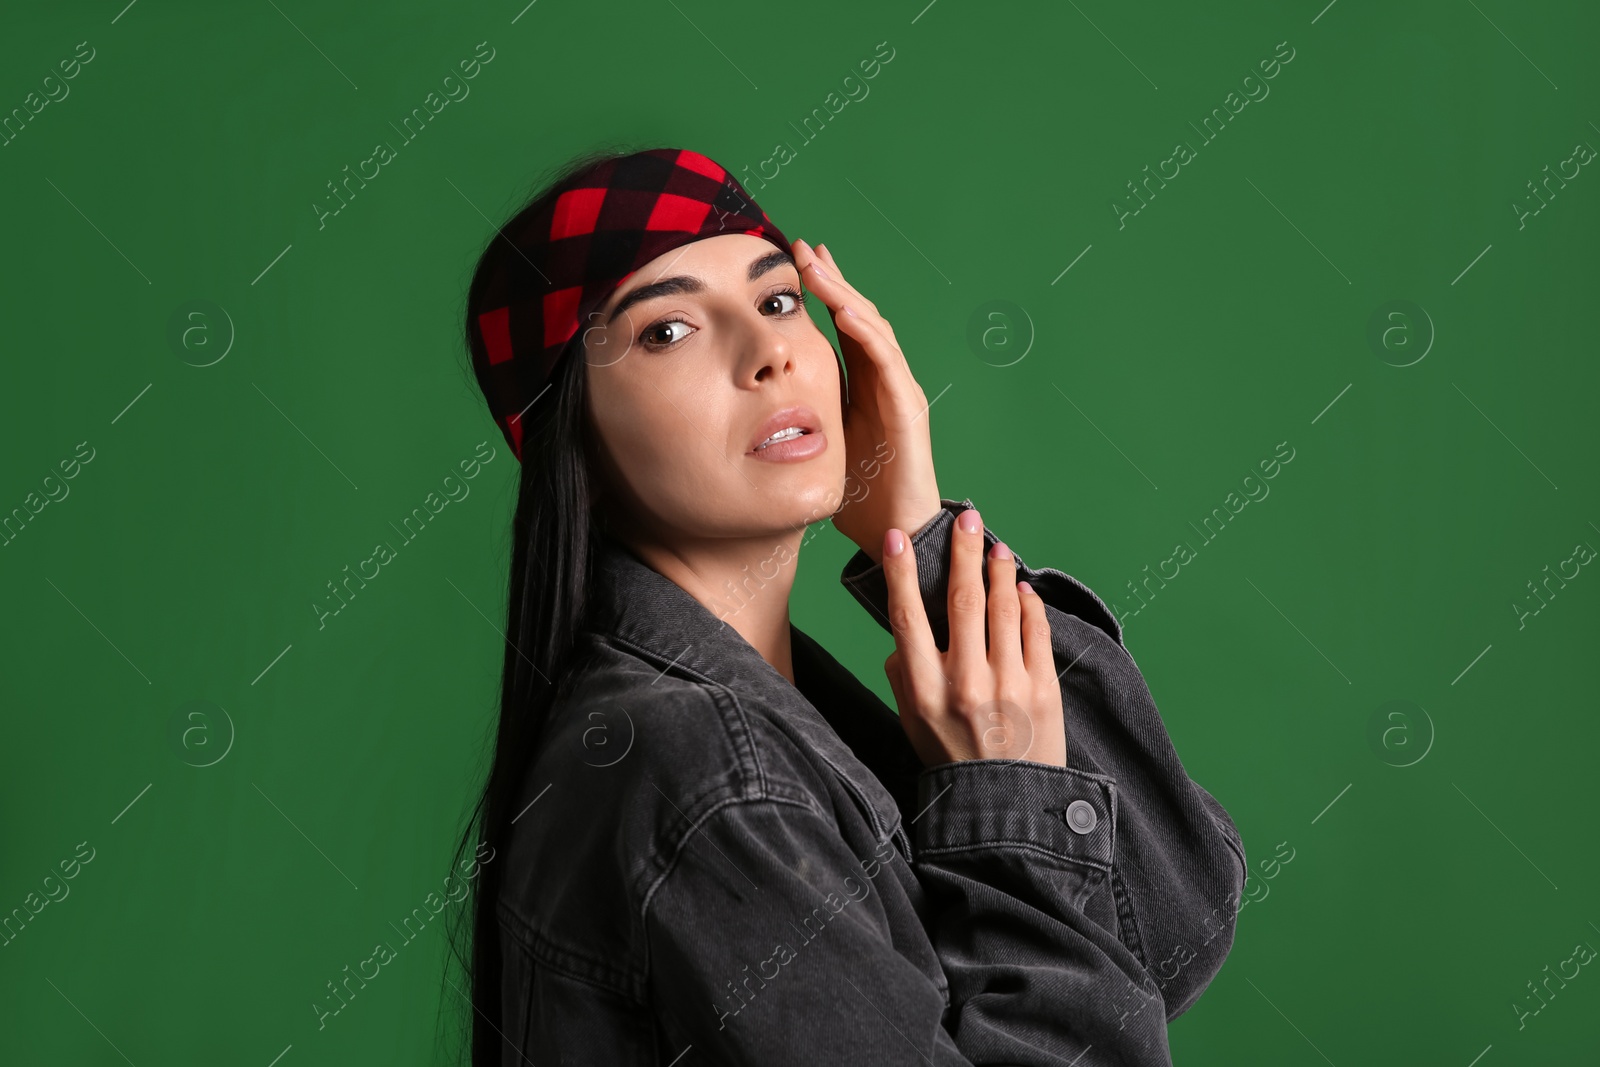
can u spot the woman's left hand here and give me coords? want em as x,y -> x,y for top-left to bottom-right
792,238 -> 943,565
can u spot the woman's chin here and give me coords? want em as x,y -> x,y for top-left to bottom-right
742,471 -> 844,527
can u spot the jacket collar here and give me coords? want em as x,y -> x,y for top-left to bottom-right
583,532 -> 795,695
582,533 -> 924,832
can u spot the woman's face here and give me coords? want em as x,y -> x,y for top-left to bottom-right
581,233 -> 847,546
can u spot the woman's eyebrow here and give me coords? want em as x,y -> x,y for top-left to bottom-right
605,249 -> 796,324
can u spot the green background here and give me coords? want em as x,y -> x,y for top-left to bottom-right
2,0 -> 1595,1063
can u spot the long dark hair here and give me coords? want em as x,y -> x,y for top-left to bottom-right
440,145 -> 636,1066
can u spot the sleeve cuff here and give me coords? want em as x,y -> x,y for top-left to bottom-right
911,758 -> 1118,871
838,497 -> 1125,649
839,497 -> 975,652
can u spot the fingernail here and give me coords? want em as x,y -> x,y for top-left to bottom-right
990,541 -> 1012,560
885,528 -> 905,556
809,261 -> 831,281
1018,580 -> 1034,595
842,304 -> 856,317
958,508 -> 981,533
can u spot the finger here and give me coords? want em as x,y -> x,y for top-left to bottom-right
805,240 -> 879,317
791,238 -> 831,299
792,238 -> 837,298
814,240 -> 840,275
832,301 -> 897,369
797,256 -> 861,333
796,241 -> 894,343
833,306 -> 931,427
883,650 -> 905,709
882,527 -> 942,701
796,240 -> 924,420
816,243 -> 898,344
1017,581 -> 1055,683
986,542 -> 1022,677
946,507 -> 988,678
831,301 -> 926,415
801,259 -> 883,337
794,240 -> 908,382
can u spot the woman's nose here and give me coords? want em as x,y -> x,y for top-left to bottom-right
743,324 -> 794,383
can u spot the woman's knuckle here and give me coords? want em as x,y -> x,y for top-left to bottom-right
952,680 -> 987,713
950,585 -> 985,616
942,665 -> 975,701
888,603 -> 920,636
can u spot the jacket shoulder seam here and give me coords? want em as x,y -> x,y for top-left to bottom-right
596,630 -> 773,797
637,793 -> 830,980
641,792 -> 827,919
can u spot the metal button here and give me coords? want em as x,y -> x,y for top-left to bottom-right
1063,799 -> 1097,835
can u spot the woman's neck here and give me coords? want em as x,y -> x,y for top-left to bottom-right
622,531 -> 804,685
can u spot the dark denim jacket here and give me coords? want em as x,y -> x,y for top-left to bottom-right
495,498 -> 1248,1065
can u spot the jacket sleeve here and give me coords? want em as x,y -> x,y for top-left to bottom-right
840,497 -> 1249,1021
643,787 -> 1175,1065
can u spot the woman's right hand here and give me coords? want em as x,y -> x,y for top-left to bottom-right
881,506 -> 1067,769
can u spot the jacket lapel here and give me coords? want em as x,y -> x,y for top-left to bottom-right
789,625 -> 924,835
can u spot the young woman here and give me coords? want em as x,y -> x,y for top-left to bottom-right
445,146 -> 1248,1065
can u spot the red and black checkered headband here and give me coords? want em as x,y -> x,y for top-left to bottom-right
471,147 -> 791,461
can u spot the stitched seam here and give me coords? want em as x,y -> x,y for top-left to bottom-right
640,793 -> 827,920
514,948 -> 535,1065
596,632 -> 770,799
1217,819 -> 1248,877
913,839 -> 1113,873
914,764 -> 1117,869
638,793 -> 831,988
892,823 -> 913,864
497,900 -> 643,998
1110,863 -> 1152,970
1024,562 -> 1125,644
813,746 -> 903,846
575,644 -> 852,986
919,759 -> 1117,787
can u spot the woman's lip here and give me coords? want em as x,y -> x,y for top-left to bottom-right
746,404 -> 822,452
746,429 -> 827,462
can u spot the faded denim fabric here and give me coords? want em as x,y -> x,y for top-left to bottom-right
495,498 -> 1248,1065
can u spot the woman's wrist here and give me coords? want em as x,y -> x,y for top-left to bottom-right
854,501 -> 950,567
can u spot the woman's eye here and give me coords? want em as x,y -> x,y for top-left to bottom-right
641,320 -> 694,348
641,289 -> 803,349
761,289 -> 804,316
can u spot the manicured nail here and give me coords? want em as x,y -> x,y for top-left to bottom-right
885,528 -> 905,556
1018,580 -> 1034,595
991,541 -> 1012,560
958,508 -> 981,533
842,304 -> 856,317
808,260 -> 831,281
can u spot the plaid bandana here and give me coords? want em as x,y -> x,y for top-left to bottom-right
472,147 -> 791,461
